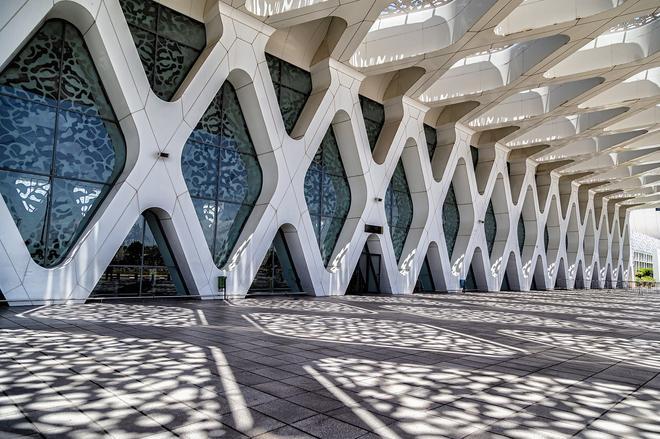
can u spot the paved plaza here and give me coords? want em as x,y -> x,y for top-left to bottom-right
1,291 -> 659,438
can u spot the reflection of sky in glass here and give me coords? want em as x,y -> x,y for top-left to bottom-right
14,177 -> 50,213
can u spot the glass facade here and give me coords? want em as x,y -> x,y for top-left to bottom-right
470,145 -> 479,169
464,263 -> 477,290
360,96 -> 385,151
517,216 -> 525,254
90,212 -> 187,298
385,160 -> 414,261
501,271 -> 511,291
414,256 -> 435,291
249,229 -> 302,293
633,251 -> 653,271
443,184 -> 460,260
544,225 -> 549,254
182,82 -> 263,268
485,201 -> 496,257
0,20 -> 126,267
424,124 -> 437,161
119,0 -> 206,101
304,127 -> 351,266
266,54 -> 312,135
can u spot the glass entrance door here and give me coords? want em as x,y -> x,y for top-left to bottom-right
347,244 -> 381,294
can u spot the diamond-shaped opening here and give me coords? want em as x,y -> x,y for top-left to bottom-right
574,260 -> 585,289
507,145 -> 545,203
554,258 -> 568,290
578,182 -> 606,223
0,19 -> 127,268
358,93 -> 405,165
472,127 -> 519,194
566,204 -> 579,267
425,101 -> 480,181
264,53 -> 312,136
545,196 -> 561,265
249,226 -> 305,295
598,220 -> 609,270
558,172 -> 588,219
385,159 -> 414,264
464,248 -> 488,292
535,161 -> 571,213
182,81 -> 264,269
304,124 -> 352,268
611,219 -> 621,266
119,0 -> 207,101
487,175 -> 509,265
445,159 -> 475,270
519,186 -> 538,269
584,210 -> 597,268
499,251 -> 521,292
90,210 -> 189,299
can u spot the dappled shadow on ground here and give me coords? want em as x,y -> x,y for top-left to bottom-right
0,289 -> 658,438
309,356 -> 660,438
245,312 -> 524,356
20,303 -> 200,327
500,329 -> 660,369
228,298 -> 375,314
383,304 -> 609,330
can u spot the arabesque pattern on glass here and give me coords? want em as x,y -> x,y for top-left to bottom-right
265,54 -> 312,135
0,20 -> 126,267
386,160 -> 414,261
181,82 -> 263,268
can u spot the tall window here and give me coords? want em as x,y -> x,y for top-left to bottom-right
119,0 -> 206,101
0,20 -> 126,267
485,201 -> 496,256
91,212 -> 187,298
182,82 -> 263,268
266,54 -> 312,135
304,128 -> 351,266
360,96 -> 385,151
386,160 -> 413,261
443,184 -> 459,260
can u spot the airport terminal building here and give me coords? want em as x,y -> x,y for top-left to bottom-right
1,0 -> 659,304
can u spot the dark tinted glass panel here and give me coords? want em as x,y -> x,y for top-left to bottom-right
90,212 -> 187,298
501,271 -> 511,291
424,124 -> 437,160
249,230 -> 302,293
119,0 -> 205,101
415,256 -> 435,292
385,160 -> 413,262
470,145 -> 479,169
265,54 -> 312,135
465,263 -> 477,290
544,225 -> 549,253
0,20 -> 125,267
360,95 -> 385,152
304,128 -> 351,266
485,201 -> 496,257
517,216 -> 525,254
181,82 -> 263,268
443,184 -> 459,260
